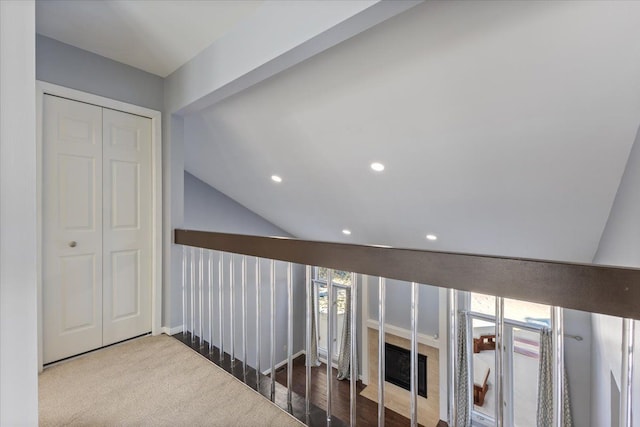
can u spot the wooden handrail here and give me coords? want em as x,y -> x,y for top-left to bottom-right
175,229 -> 640,320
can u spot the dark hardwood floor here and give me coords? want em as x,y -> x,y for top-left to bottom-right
274,353 -> 424,427
174,332 -> 336,427
172,333 -> 443,426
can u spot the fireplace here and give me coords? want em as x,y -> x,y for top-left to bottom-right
385,342 -> 427,398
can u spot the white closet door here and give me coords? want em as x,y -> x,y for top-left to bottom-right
102,108 -> 152,345
43,95 -> 103,364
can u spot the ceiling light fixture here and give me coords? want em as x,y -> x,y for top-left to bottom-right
370,162 -> 385,172
271,175 -> 282,183
342,229 -> 352,235
426,234 -> 438,241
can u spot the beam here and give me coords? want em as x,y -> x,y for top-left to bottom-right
175,229 -> 640,320
165,1 -> 422,115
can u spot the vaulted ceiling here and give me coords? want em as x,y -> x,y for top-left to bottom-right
36,0 -> 262,77
184,1 -> 640,263
35,0 -> 640,263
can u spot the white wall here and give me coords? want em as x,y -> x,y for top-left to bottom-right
591,124 -> 640,427
0,1 -> 39,424
164,115 -> 184,329
36,35 -> 164,111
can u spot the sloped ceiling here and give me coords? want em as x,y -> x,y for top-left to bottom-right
36,0 -> 262,77
184,0 -> 640,263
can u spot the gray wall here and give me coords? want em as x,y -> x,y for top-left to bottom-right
186,252 -> 305,372
36,34 -> 164,111
591,125 -> 640,427
183,171 -> 304,368
36,34 -> 169,325
368,279 -> 440,338
564,309 -> 592,427
184,172 -> 290,237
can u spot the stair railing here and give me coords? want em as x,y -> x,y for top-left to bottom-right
175,229 -> 640,427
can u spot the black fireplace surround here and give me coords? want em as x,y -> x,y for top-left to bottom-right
384,342 -> 427,398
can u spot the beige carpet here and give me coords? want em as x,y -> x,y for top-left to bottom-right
39,334 -> 303,426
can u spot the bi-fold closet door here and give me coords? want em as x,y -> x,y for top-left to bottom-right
43,95 -> 152,364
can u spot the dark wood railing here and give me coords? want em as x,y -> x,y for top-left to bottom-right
175,229 -> 640,320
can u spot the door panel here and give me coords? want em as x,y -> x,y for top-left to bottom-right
58,154 -> 96,230
43,95 -> 103,364
102,108 -> 152,345
60,254 -> 98,331
110,249 -> 140,320
110,160 -> 139,229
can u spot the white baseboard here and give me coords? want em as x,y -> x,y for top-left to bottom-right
308,354 -> 365,382
161,325 -> 183,336
261,350 -> 306,375
366,319 -> 440,349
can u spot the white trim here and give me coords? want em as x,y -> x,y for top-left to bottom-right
251,346 -> 367,379
37,82 -> 161,119
162,326 -> 183,336
36,82 -> 44,373
36,81 -> 163,372
261,350 -> 306,376
366,318 -> 440,349
316,353 -> 339,370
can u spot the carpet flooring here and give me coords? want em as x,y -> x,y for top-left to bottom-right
39,334 -> 303,426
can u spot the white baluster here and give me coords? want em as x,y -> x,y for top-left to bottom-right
219,252 -> 224,362
256,258 -> 261,386
350,273 -> 358,427
496,297 -> 505,427
410,282 -> 419,427
190,247 -> 195,342
327,269 -> 334,425
242,255 -> 247,378
270,259 -> 276,401
378,277 -> 386,427
182,246 -> 187,336
287,262 -> 293,409
620,319 -> 635,427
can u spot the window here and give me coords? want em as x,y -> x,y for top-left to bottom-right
470,294 -> 551,324
314,267 -> 350,361
316,267 -> 352,286
468,292 -> 550,427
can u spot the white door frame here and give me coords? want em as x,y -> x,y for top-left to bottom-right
36,81 -> 162,371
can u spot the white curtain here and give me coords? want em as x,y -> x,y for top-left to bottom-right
337,288 -> 353,380
537,327 -> 573,427
308,284 -> 320,367
455,312 -> 471,427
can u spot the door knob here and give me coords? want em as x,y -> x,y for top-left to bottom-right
69,241 -> 77,248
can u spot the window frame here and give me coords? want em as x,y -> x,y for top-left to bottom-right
312,267 -> 351,363
466,293 -> 550,427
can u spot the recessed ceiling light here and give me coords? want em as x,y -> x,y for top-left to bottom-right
271,175 -> 282,183
426,234 -> 438,241
342,229 -> 352,235
370,162 -> 385,172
